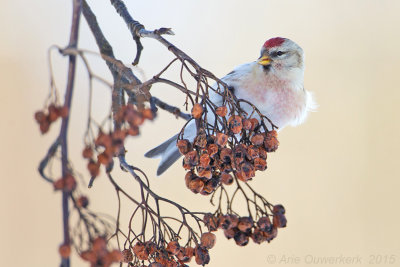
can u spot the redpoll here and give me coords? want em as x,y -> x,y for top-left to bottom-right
146,37 -> 316,175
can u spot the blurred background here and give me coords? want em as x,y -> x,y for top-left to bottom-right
1,0 -> 399,266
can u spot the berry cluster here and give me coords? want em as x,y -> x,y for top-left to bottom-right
53,173 -> 77,192
119,232 -> 216,266
80,237 -> 123,267
82,104 -> 153,178
203,205 -> 286,247
34,104 -> 69,134
179,105 -> 279,195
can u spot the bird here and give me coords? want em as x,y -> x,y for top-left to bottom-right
145,37 -> 316,176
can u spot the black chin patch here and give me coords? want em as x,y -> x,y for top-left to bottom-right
263,64 -> 271,72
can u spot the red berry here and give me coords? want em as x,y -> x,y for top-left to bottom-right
200,232 -> 216,249
191,103 -> 203,119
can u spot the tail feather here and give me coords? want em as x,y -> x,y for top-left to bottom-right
145,134 -> 182,175
157,149 -> 181,175
144,134 -> 179,158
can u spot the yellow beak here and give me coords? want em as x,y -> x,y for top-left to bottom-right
257,55 -> 271,66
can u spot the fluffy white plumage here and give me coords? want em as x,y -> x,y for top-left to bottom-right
145,37 -> 315,175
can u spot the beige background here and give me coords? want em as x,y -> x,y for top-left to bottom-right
1,0 -> 400,266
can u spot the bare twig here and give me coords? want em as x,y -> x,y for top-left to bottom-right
150,96 -> 191,120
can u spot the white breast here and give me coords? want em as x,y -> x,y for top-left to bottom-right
220,62 -> 314,130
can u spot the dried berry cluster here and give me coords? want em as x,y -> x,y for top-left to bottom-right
179,105 -> 279,195
53,173 -> 77,192
203,205 -> 286,247
82,104 -> 153,178
34,104 -> 69,134
118,232 -> 215,267
80,237 -> 123,267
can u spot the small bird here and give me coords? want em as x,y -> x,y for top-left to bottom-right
145,37 -> 315,175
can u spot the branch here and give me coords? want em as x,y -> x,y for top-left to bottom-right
82,0 -> 150,103
150,96 -> 191,120
59,1 -> 82,266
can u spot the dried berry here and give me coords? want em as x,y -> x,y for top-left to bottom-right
185,171 -> 196,189
48,104 -> 60,122
133,242 -> 149,260
76,196 -> 89,208
203,213 -> 219,231
112,129 -> 126,142
201,179 -> 215,195
207,143 -> 219,157
198,167 -> 212,179
251,134 -> 264,146
246,145 -> 259,160
216,132 -> 228,147
220,214 -> 239,230
250,118 -> 259,131
81,250 -> 97,263
191,103 -> 203,119
257,216 -> 273,233
188,178 -> 204,194
177,139 -> 192,155
194,130 -> 207,148
215,106 -> 228,117
39,120 -> 50,134
228,115 -> 243,134
223,227 -> 237,239
122,249 -> 133,263
220,172 -> 233,185
272,204 -> 287,228
219,216 -> 231,230
185,246 -> 195,259
183,151 -> 199,169
238,216 -> 254,232
126,125 -> 139,136
200,232 -> 216,249
238,162 -> 255,181
124,105 -> 144,126
195,245 -> 210,265
59,106 -> 69,118
242,119 -> 252,130
59,244 -> 71,259
273,204 -> 285,215
258,147 -> 268,159
82,146 -> 93,159
251,228 -> 266,244
264,130 -> 279,152
153,258 -> 167,266
144,241 -> 157,255
95,132 -> 112,148
108,249 -> 123,262
220,148 -> 233,164
199,154 -> 211,168
97,152 -> 112,165
234,231 -> 249,246
233,144 -> 247,165
92,237 -> 107,250
142,108 -> 154,120
87,160 -> 100,177
34,111 -> 46,123
262,226 -> 278,242
53,178 -> 65,191
166,241 -> 180,255
254,157 -> 267,171
176,247 -> 194,263
64,174 -> 77,192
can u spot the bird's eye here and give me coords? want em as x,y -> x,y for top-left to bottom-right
276,51 -> 284,56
